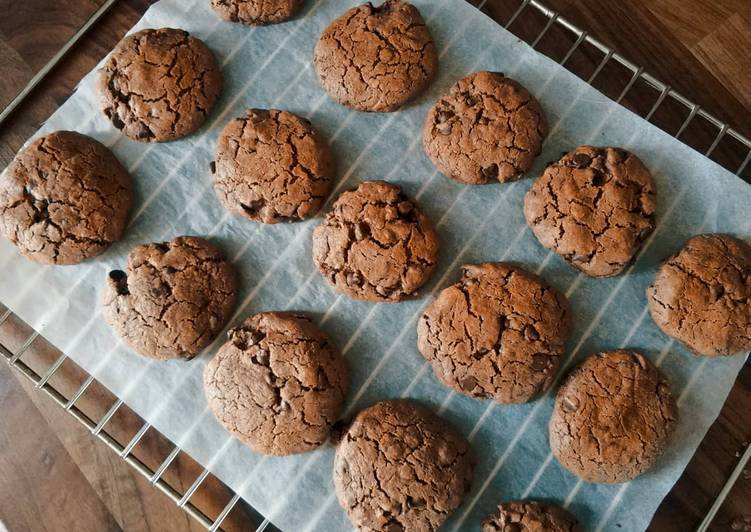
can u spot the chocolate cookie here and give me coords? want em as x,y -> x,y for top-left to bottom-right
524,146 -> 656,277
417,263 -> 569,404
333,399 -> 473,531
423,71 -> 547,185
102,236 -> 236,360
98,28 -> 222,142
204,312 -> 347,455
549,350 -> 678,484
647,234 -> 751,357
0,131 -> 132,265
313,1 -> 438,112
210,0 -> 303,25
312,180 -> 439,302
482,500 -> 581,532
213,109 -> 334,224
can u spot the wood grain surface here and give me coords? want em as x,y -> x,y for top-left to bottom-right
0,0 -> 749,531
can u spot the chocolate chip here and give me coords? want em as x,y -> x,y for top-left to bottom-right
256,350 -> 270,365
592,172 -> 605,186
397,201 -> 413,215
524,325 -> 540,340
405,496 -> 425,508
561,396 -> 579,413
136,123 -> 154,140
437,110 -> 454,123
247,109 -> 269,123
154,242 -> 170,253
710,284 -> 725,300
346,271 -> 364,287
248,329 -> 265,346
465,94 -> 480,106
111,114 -> 125,130
149,283 -> 170,298
461,376 -> 478,391
209,161 -> 216,174
241,199 -> 264,215
531,353 -> 550,371
109,270 -> 129,295
354,222 -> 370,240
436,110 -> 454,134
505,524 -> 521,532
477,115 -> 490,125
472,349 -> 489,360
571,253 -> 591,263
481,164 -> 499,181
572,152 -> 592,168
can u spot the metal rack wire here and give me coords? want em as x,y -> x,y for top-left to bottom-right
1,0 -> 749,531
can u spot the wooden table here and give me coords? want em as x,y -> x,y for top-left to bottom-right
1,1 -> 749,530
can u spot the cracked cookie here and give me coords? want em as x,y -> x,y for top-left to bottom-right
313,0 -> 438,112
98,28 -> 222,142
210,0 -> 304,25
333,399 -> 473,531
0,131 -> 132,265
204,312 -> 347,455
417,263 -> 570,404
312,180 -> 439,302
213,109 -> 334,224
423,71 -> 548,184
102,236 -> 236,360
524,146 -> 656,277
647,234 -> 751,357
549,350 -> 678,484
482,500 -> 581,532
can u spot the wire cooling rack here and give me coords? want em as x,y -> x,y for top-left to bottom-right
1,0 -> 749,530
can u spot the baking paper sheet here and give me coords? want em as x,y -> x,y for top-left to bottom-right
1,0 -> 750,530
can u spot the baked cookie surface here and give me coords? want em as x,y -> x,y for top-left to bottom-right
213,109 -> 334,224
524,146 -> 656,277
102,236 -> 236,360
210,0 -> 303,25
333,399 -> 473,531
204,312 -> 347,455
423,71 -> 547,184
549,350 -> 678,483
0,131 -> 132,265
417,263 -> 569,404
312,180 -> 439,302
482,500 -> 581,532
98,28 -> 222,142
314,0 -> 438,112
647,234 -> 751,357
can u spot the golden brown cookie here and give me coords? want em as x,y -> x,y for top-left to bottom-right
210,0 -> 304,25
333,400 -> 473,531
423,71 -> 547,184
312,180 -> 439,302
314,1 -> 438,112
0,131 -> 132,265
102,236 -> 236,360
98,28 -> 222,142
204,312 -> 348,455
212,109 -> 334,224
524,146 -> 656,277
549,350 -> 678,484
417,263 -> 570,404
482,500 -> 581,532
647,234 -> 751,357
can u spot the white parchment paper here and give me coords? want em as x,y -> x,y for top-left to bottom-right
1,0 -> 750,530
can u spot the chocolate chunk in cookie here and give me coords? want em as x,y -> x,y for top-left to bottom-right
314,1 -> 438,112
423,71 -> 548,184
102,236 -> 236,360
204,312 -> 347,455
213,109 -> 334,224
334,399 -> 473,531
482,500 -> 581,532
417,263 -> 570,404
549,350 -> 678,484
647,234 -> 751,357
98,28 -> 222,142
312,180 -> 439,302
524,146 -> 656,277
0,131 -> 132,265
210,0 -> 303,25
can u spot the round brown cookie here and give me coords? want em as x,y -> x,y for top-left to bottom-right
102,236 -> 236,360
333,399 -> 473,531
647,234 -> 751,357
313,1 -> 438,112
549,350 -> 678,484
213,109 -> 334,224
417,263 -> 569,404
524,146 -> 656,277
98,28 -> 222,142
0,131 -> 132,265
482,500 -> 581,532
210,0 -> 303,25
423,71 -> 547,184
312,180 -> 439,302
204,312 -> 347,455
